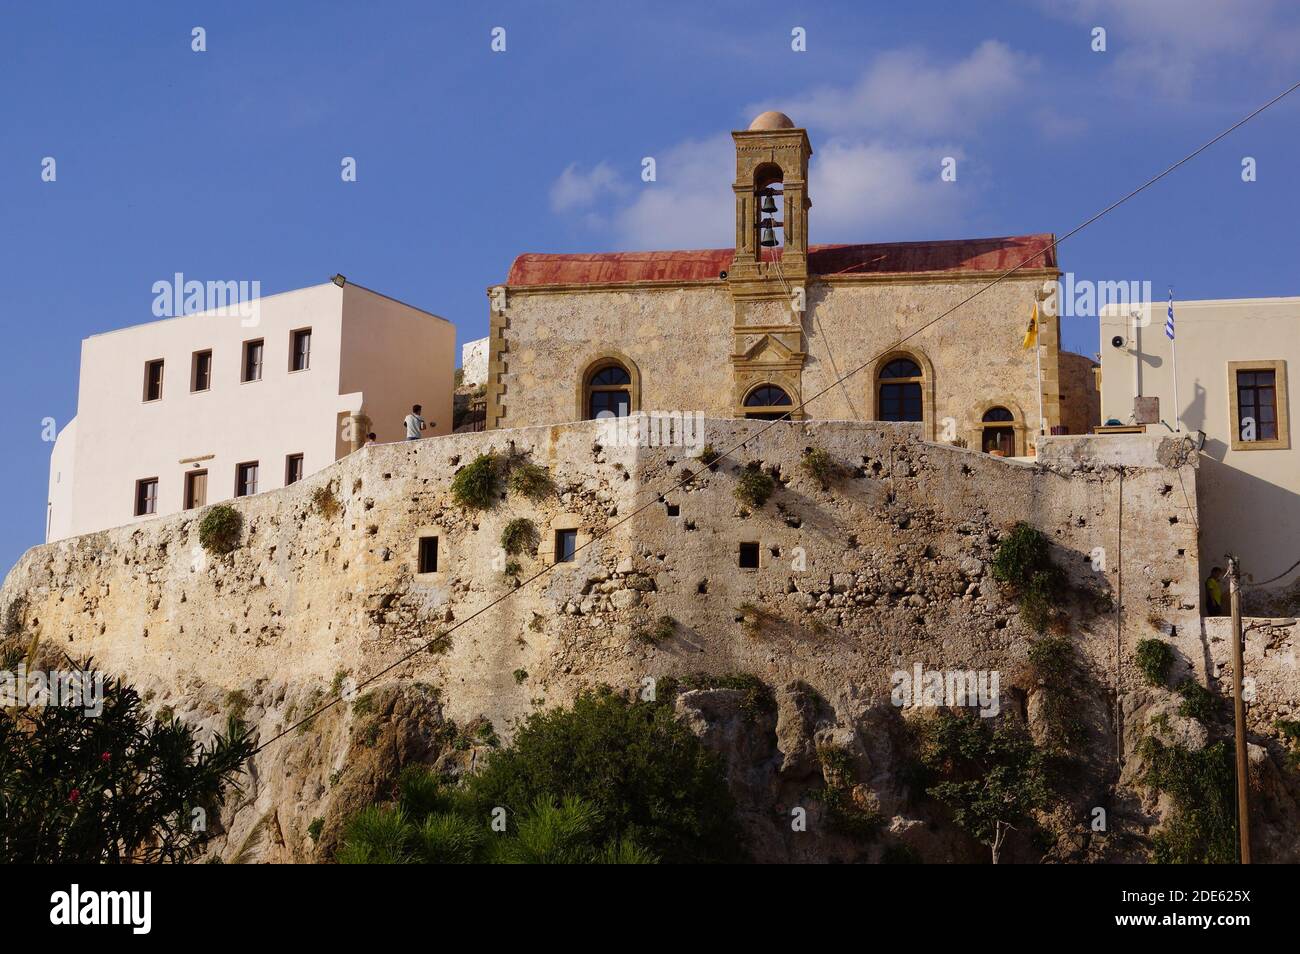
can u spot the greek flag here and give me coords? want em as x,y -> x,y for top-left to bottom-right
1165,289 -> 1175,340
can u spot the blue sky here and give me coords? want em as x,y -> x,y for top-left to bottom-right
2,0 -> 1298,571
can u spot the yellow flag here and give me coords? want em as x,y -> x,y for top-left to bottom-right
1022,302 -> 1038,349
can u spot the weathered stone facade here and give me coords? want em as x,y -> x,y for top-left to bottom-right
485,114 -> 1078,457
5,419 -> 1295,861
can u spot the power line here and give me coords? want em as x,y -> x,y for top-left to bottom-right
247,77 -> 1300,757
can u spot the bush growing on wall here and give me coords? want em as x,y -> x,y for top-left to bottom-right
992,523 -> 1066,633
1134,638 -> 1175,687
450,453 -> 500,510
500,518 -> 538,556
734,463 -> 775,509
506,460 -> 554,502
198,504 -> 242,555
800,447 -> 839,489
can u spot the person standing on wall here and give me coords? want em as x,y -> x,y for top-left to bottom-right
404,404 -> 430,441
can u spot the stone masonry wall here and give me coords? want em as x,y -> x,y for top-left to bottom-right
5,420 -> 1296,861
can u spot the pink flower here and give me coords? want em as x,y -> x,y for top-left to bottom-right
101,752 -> 111,763
69,789 -> 80,803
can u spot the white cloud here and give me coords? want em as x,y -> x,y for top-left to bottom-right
811,142 -> 968,242
550,161 -> 626,213
757,40 -> 1034,136
611,135 -> 735,250
1039,0 -> 1300,97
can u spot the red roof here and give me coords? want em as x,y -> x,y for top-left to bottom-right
506,234 -> 1057,287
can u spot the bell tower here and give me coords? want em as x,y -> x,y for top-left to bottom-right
728,111 -> 812,418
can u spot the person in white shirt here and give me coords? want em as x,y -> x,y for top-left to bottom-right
404,404 -> 429,440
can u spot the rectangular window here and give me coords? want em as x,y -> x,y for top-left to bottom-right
191,350 -> 212,392
1229,360 -> 1290,451
236,461 -> 259,497
242,339 -> 264,382
143,359 -> 164,402
290,328 -> 311,372
135,478 -> 158,516
554,528 -> 578,564
285,453 -> 304,486
184,470 -> 207,509
666,502 -> 680,517
738,541 -> 760,569
1238,370 -> 1277,440
418,536 -> 439,574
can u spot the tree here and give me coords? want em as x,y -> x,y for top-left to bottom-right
465,688 -> 745,863
336,689 -> 746,864
0,657 -> 254,863
914,711 -> 1054,864
336,767 -> 656,864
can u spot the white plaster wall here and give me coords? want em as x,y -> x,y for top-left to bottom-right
1100,297 -> 1300,590
49,282 -> 452,539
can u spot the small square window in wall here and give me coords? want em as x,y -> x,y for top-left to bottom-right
555,528 -> 578,563
143,359 -> 164,402
290,328 -> 312,372
738,541 -> 760,569
1228,360 -> 1290,451
666,502 -> 680,517
418,536 -> 439,574
285,453 -> 304,485
134,478 -> 158,516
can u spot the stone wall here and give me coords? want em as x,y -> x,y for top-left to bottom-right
4,421 -> 1296,861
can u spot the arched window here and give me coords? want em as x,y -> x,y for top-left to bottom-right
878,358 -> 923,422
981,405 -> 1016,455
585,363 -> 632,420
743,384 -> 793,419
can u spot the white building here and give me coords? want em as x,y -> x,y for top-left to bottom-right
47,280 -> 455,541
1099,296 -> 1298,608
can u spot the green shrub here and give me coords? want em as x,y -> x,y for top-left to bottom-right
1138,736 -> 1236,863
734,464 -> 775,508
307,817 -> 324,841
992,522 -> 1052,589
503,560 -> 522,578
1176,680 -> 1218,723
0,661 -> 253,862
800,447 -> 839,488
992,523 -> 1066,633
507,460 -> 555,501
513,669 -> 528,685
1135,638 -> 1175,687
1025,635 -> 1085,751
466,689 -> 744,863
698,444 -> 721,467
198,504 -> 242,555
450,453 -> 500,510
500,518 -> 539,556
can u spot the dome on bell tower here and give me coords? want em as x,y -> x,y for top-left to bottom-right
748,110 -> 795,131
